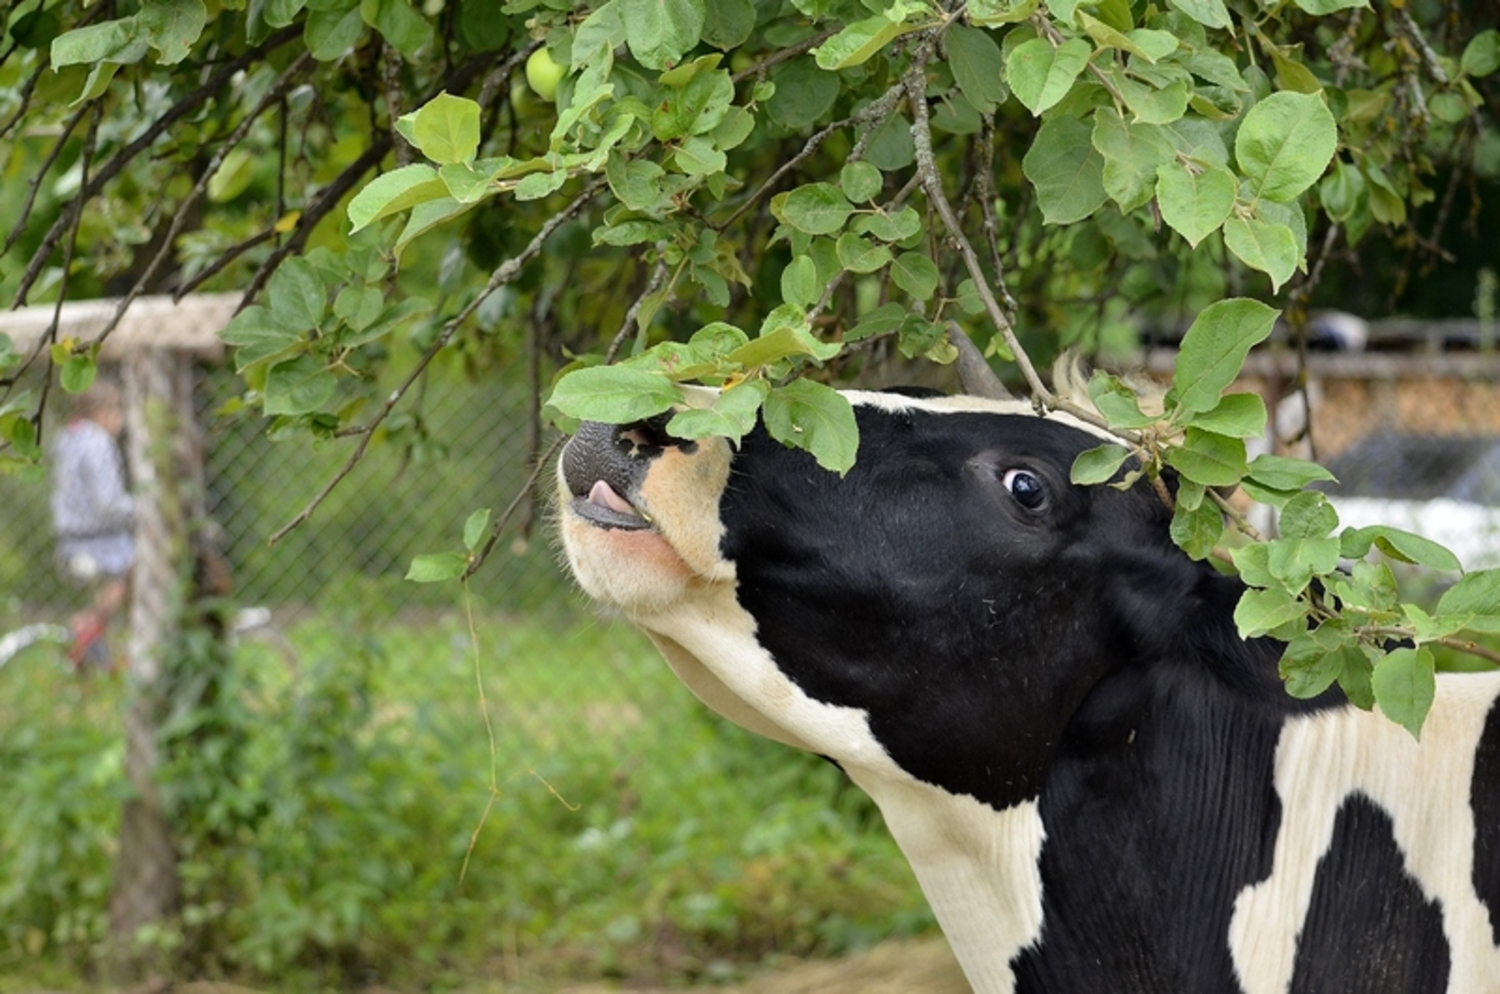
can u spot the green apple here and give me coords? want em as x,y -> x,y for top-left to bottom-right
525,48 -> 565,103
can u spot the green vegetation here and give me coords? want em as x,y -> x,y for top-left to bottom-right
0,609 -> 930,990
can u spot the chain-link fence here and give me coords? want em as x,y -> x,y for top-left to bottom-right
8,353 -> 1500,626
0,361 -> 568,627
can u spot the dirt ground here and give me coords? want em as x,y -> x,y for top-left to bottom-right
160,936 -> 970,994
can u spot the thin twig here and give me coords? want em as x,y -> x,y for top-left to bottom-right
11,24 -> 303,308
730,28 -> 839,85
604,257 -> 671,363
270,177 -> 606,544
87,53 -> 315,351
239,52 -> 497,308
717,81 -> 908,232
3,102 -> 90,255
462,436 -> 564,581
904,52 -> 1057,410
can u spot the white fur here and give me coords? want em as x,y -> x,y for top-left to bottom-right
1229,672 -> 1500,994
632,583 -> 1044,994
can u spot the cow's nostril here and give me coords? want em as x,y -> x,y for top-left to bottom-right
616,414 -> 693,457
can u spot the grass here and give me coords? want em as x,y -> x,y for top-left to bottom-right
0,604 -> 934,991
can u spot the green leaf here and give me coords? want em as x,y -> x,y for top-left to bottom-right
890,252 -> 941,300
813,13 -> 910,71
782,183 -> 854,236
1071,443 -> 1132,485
1339,648 -> 1376,710
362,0 -> 432,57
621,0 -> 705,70
840,162 -> 883,204
1235,90 -> 1337,204
1340,526 -> 1462,573
854,205 -> 922,242
667,379 -> 770,444
702,0 -> 755,50
728,322 -> 839,367
1173,298 -> 1279,413
971,0 -> 1041,25
1279,490 -> 1338,539
781,255 -> 820,309
1156,158 -> 1236,247
1372,647 -> 1435,740
766,58 -> 841,129
1087,372 -> 1159,429
139,0 -> 208,64
548,365 -> 680,423
1185,392 -> 1266,438
51,19 -> 150,68
1092,108 -> 1173,213
462,508 -> 491,552
1006,37 -> 1092,116
1282,643 -> 1359,700
1232,541 -> 1279,590
347,164 -> 446,232
1234,586 -> 1305,638
1266,534 -> 1340,593
220,305 -> 300,369
305,2 -> 366,60
1293,0 -> 1368,12
406,551 -> 468,583
1461,30 -> 1500,78
946,23 -> 1007,114
1171,499 -> 1223,560
834,232 -> 893,274
1165,427 -> 1247,487
1022,116 -> 1109,225
267,257 -> 327,332
1223,216 -> 1299,292
606,155 -> 669,214
1116,75 -> 1191,125
1437,569 -> 1500,618
264,355 -> 337,416
1168,0 -> 1231,30
60,354 -> 97,394
405,93 -> 480,165
334,286 -> 385,333
1246,453 -> 1335,490
762,379 -> 858,475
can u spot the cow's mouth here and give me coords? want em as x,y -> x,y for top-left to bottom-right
574,478 -> 650,530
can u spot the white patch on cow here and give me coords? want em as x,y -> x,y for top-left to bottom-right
842,389 -> 1119,444
1229,671 -> 1500,994
851,773 -> 1046,994
634,583 -> 1045,994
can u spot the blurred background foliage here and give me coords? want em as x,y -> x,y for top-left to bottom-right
1,0 -> 1499,988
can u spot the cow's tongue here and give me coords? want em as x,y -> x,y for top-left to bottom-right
588,479 -> 638,517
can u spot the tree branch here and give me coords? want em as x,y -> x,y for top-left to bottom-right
269,176 -> 606,544
10,24 -> 303,308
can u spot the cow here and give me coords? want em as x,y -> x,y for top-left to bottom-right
556,385 -> 1500,994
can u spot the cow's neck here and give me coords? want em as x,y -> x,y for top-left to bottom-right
849,770 -> 1045,994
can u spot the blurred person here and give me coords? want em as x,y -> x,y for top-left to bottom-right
49,379 -> 134,669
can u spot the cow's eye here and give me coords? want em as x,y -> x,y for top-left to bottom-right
1003,468 -> 1046,509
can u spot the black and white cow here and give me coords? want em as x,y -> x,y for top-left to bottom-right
556,389 -> 1500,994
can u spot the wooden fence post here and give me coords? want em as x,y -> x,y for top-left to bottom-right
108,347 -> 205,967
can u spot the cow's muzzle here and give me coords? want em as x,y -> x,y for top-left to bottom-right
560,417 -> 694,531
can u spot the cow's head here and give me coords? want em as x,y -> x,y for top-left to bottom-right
557,392 -> 1206,810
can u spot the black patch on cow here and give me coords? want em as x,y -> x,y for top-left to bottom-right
1012,657 -> 1290,993
1475,695 -> 1500,946
1288,793 -> 1449,994
719,405 -> 1340,812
